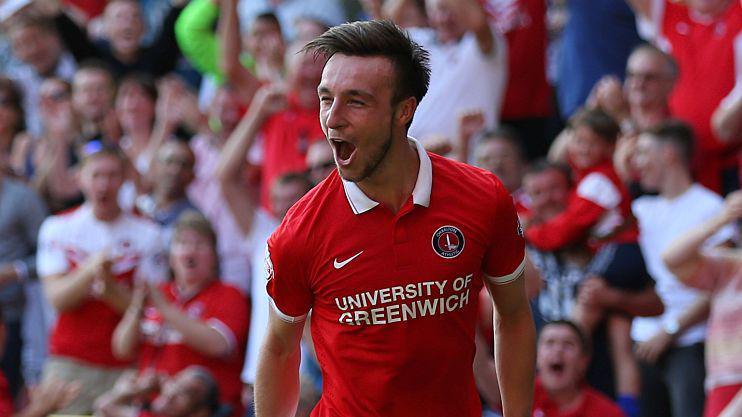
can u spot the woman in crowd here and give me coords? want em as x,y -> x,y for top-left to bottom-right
112,210 -> 249,416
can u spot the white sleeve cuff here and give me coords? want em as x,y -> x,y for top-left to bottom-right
269,297 -> 307,324
485,256 -> 526,285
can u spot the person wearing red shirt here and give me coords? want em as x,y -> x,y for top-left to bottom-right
37,145 -> 168,415
533,320 -> 626,417
113,211 -> 249,417
628,0 -> 742,193
255,19 -> 535,417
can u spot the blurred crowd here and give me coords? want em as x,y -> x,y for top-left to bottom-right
0,0 -> 739,416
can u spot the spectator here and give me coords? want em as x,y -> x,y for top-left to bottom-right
361,0 -> 428,29
533,108 -> 657,416
0,161 -> 48,397
522,161 -> 591,326
116,73 -> 158,174
588,44 -> 677,136
4,14 -> 76,137
13,78 -> 83,213
37,144 -> 167,414
490,0 -> 553,160
112,210 -> 249,416
555,0 -> 643,120
663,190 -> 742,417
71,60 -> 119,141
407,0 -> 508,147
49,0 -> 186,79
533,320 -> 626,417
305,140 -> 334,186
96,366 -> 223,417
471,126 -> 528,214
215,96 -> 315,410
135,139 -> 198,240
630,121 -> 734,417
0,78 -> 27,172
628,0 -> 742,193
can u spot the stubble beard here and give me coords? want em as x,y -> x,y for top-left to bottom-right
340,116 -> 395,184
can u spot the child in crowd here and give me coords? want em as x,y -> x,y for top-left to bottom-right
527,108 -> 655,417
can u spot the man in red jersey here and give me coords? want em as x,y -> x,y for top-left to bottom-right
37,144 -> 167,414
255,20 -> 535,417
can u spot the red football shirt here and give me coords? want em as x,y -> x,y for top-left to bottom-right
653,0 -> 741,191
259,96 -> 324,211
532,378 -> 626,417
266,138 -> 526,417
138,281 -> 249,415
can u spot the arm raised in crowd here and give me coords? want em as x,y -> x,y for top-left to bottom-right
663,190 -> 742,282
218,0 -> 261,100
174,0 -> 222,77
111,281 -> 147,361
42,250 -> 111,312
712,86 -> 742,143
216,84 -> 288,234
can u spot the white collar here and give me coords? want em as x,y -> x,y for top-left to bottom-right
341,137 -> 432,215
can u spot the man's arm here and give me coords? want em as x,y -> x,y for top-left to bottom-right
218,0 -> 261,100
457,0 -> 494,55
216,84 -> 287,234
42,251 -> 107,312
473,328 -> 502,412
577,277 -> 664,317
485,273 -> 535,417
711,86 -> 742,143
255,309 -> 305,417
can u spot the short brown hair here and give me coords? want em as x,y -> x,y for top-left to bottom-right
302,20 -> 431,106
570,107 -> 621,144
644,119 -> 695,166
172,210 -> 217,249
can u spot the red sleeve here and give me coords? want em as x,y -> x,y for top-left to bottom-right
265,226 -> 313,322
525,195 -> 606,251
482,179 -> 526,284
204,286 -> 249,357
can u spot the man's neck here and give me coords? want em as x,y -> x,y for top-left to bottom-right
357,137 -> 420,214
632,104 -> 670,131
92,204 -> 122,222
153,190 -> 184,211
660,166 -> 693,200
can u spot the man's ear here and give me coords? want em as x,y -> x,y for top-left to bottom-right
396,96 -> 417,127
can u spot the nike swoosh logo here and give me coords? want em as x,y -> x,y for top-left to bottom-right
333,251 -> 363,269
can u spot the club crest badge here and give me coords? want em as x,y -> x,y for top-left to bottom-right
432,225 -> 465,259
264,246 -> 274,282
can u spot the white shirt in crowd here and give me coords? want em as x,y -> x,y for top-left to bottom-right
632,184 -> 734,346
407,26 -> 508,149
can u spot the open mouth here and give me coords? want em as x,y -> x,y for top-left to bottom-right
330,139 -> 357,166
548,362 -> 565,375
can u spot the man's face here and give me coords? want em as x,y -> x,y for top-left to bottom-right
245,18 -> 284,60
287,49 -> 325,101
426,0 -> 466,43
104,0 -> 145,57
523,168 -> 570,221
474,139 -> 524,193
319,54 -> 402,183
305,141 -> 335,185
152,142 -> 195,199
536,324 -> 589,393
116,81 -> 155,132
625,50 -> 674,110
634,133 -> 665,192
79,154 -> 124,211
151,370 -> 209,417
271,180 -> 309,219
72,69 -> 114,123
170,229 -> 216,289
8,24 -> 62,75
209,87 -> 242,135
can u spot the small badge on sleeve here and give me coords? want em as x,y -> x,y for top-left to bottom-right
432,225 -> 465,259
264,246 -> 274,282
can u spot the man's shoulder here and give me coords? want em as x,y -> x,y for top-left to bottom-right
430,153 -> 504,196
